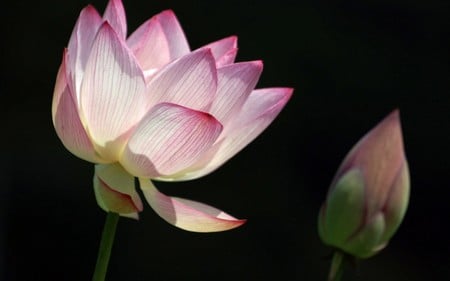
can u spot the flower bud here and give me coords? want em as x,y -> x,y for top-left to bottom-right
318,110 -> 410,258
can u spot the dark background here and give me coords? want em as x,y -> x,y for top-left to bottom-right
1,0 -> 450,280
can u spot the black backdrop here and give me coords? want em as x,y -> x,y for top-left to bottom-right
1,0 -> 450,280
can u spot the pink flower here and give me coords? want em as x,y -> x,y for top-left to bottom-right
318,110 -> 410,258
52,0 -> 292,232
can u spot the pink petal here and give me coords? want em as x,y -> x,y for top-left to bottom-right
145,48 -> 218,111
52,50 -> 107,163
80,22 -> 146,160
199,36 -> 238,67
120,103 -> 223,178
67,5 -> 103,100
155,10 -> 190,60
178,88 -> 293,180
209,61 -> 263,125
139,178 -> 246,232
102,0 -> 127,40
334,110 -> 406,214
94,164 -> 143,219
127,17 -> 171,72
216,48 -> 239,67
232,88 -> 293,128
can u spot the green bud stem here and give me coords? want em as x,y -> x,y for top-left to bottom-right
328,251 -> 344,281
92,212 -> 120,281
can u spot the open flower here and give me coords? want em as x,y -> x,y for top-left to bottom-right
318,110 -> 410,258
52,0 -> 292,232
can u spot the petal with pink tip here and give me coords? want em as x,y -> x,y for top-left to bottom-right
94,163 -> 143,219
127,17 -> 171,72
176,88 -> 293,180
155,10 -> 190,59
103,0 -> 127,40
139,178 -> 246,232
199,36 -> 238,66
209,61 -> 263,125
145,48 -> 217,111
121,103 -> 223,178
52,51 -> 106,163
334,110 -> 406,215
67,5 -> 102,99
80,23 -> 146,160
216,49 -> 239,67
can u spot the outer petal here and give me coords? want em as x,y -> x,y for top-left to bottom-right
155,10 -> 190,60
209,61 -> 263,125
176,88 -> 293,181
121,103 -> 223,178
139,178 -> 246,232
216,49 -> 239,68
67,5 -> 102,99
103,0 -> 127,40
333,110 -> 406,216
145,48 -> 217,111
380,161 -> 410,243
344,213 -> 386,258
127,17 -> 171,73
94,163 -> 143,219
199,36 -> 238,67
320,169 -> 366,247
52,50 -> 107,163
80,22 -> 146,160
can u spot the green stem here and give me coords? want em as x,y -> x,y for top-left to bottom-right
92,212 -> 120,281
328,251 -> 344,281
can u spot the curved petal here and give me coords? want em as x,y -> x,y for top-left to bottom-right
121,103 -> 223,178
94,163 -> 143,219
380,161 -> 410,244
199,36 -> 238,67
229,87 -> 294,131
139,178 -> 246,232
67,5 -> 102,100
80,22 -> 146,160
127,17 -> 171,72
155,10 -> 190,60
177,88 -> 293,180
52,50 -> 107,163
216,48 -> 239,67
336,110 -> 406,215
321,169 -> 366,247
103,0 -> 127,40
209,61 -> 263,125
145,48 -> 218,111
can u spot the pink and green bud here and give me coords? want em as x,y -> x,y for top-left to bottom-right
318,110 -> 410,258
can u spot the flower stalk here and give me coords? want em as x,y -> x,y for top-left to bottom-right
92,212 -> 120,281
327,251 -> 344,281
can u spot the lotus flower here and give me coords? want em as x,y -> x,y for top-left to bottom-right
52,0 -> 292,232
318,110 -> 410,258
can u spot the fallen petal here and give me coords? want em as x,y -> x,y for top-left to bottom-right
139,178 -> 246,232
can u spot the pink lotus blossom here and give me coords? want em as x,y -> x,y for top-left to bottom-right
318,110 -> 410,258
52,0 -> 292,232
